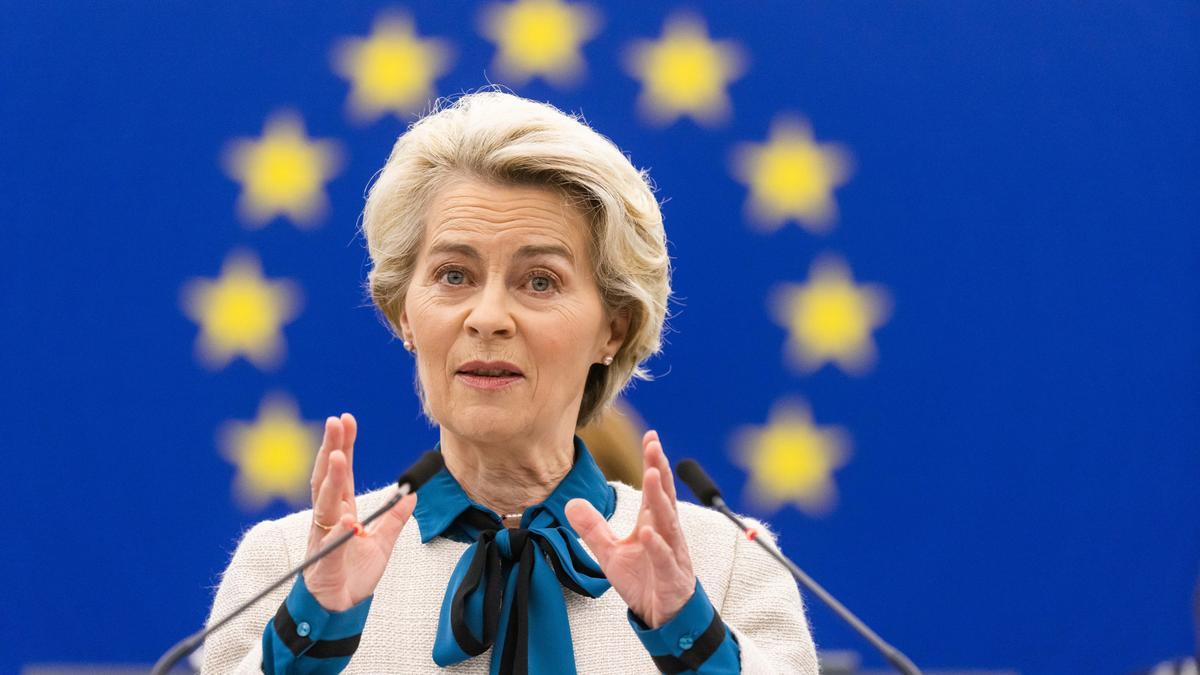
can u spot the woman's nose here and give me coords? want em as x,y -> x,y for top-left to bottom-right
463,280 -> 516,339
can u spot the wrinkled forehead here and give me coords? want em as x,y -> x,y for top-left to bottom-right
421,176 -> 592,265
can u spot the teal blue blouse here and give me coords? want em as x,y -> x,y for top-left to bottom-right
260,437 -> 741,673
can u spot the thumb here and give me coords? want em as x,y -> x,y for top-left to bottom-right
565,498 -> 615,565
368,491 -> 417,548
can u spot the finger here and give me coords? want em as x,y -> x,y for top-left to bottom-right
311,417 -> 339,505
642,429 -> 659,457
333,413 -> 355,506
338,408 -> 355,475
643,432 -> 676,503
643,467 -> 686,556
335,450 -> 358,521
648,429 -> 676,499
314,512 -> 357,578
367,491 -> 417,548
634,467 -> 656,532
313,450 -> 349,537
565,498 -> 617,566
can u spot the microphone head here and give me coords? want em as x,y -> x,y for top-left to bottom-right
676,459 -> 723,507
396,450 -> 445,491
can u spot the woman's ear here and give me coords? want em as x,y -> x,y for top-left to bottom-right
398,306 -> 412,344
603,307 -> 631,356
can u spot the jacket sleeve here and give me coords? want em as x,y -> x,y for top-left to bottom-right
718,517 -> 820,674
200,519 -> 292,674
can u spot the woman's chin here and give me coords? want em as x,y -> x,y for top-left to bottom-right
445,406 -> 528,441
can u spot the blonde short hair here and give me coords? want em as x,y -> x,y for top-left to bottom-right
360,90 -> 670,427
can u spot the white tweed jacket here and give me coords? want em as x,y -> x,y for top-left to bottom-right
201,481 -> 819,674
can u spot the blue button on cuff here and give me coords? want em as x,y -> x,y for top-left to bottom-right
627,578 -> 716,657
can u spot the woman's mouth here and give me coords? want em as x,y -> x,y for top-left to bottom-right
456,362 -> 525,390
456,372 -> 523,389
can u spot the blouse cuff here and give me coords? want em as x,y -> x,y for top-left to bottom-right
627,579 -> 741,673
260,573 -> 372,673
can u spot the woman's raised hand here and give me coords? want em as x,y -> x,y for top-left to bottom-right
565,430 -> 696,628
302,413 -> 417,612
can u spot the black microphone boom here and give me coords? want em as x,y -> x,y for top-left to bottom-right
151,450 -> 445,675
396,450 -> 447,496
675,459 -> 922,675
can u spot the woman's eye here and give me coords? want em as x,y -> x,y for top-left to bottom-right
443,269 -> 467,285
528,274 -> 556,292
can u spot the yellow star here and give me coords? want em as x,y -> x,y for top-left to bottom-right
218,393 -> 322,510
332,12 -> 453,123
180,250 -> 302,371
770,254 -> 891,375
478,0 -> 600,87
732,398 -> 850,515
623,11 -> 747,127
222,111 -> 343,229
731,115 -> 853,233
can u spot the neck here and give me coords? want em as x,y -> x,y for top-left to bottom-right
439,429 -> 576,517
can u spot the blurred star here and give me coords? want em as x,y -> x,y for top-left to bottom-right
180,250 -> 302,371
479,0 -> 601,87
732,115 -> 853,233
770,254 -> 891,375
332,12 -> 453,123
219,393 -> 322,510
222,111 -> 343,228
732,398 -> 850,516
623,11 -> 747,127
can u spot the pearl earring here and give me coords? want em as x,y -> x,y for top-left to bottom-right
403,339 -> 415,353
602,355 -> 613,366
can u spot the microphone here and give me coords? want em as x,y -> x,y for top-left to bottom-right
395,449 -> 448,496
675,459 -> 922,675
151,450 -> 445,675
676,459 -> 724,508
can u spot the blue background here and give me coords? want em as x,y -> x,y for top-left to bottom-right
1,2 -> 1197,673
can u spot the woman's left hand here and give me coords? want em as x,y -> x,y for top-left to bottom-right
566,430 -> 696,629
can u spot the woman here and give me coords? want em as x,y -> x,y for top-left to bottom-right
202,91 -> 819,674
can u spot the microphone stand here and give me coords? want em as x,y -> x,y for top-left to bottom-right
707,494 -> 922,675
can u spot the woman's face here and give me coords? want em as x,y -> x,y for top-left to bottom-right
401,176 -> 628,446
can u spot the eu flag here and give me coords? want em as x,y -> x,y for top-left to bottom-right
2,3 -> 1196,673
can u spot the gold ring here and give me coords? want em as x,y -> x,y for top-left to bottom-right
313,517 -> 335,531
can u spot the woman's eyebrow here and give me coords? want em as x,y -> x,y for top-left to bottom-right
427,241 -> 482,262
514,244 -> 575,265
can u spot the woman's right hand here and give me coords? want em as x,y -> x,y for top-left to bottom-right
302,413 -> 417,612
